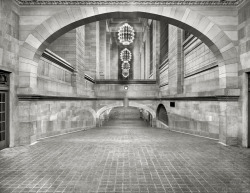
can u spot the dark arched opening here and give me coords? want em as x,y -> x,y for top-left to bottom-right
156,104 -> 168,126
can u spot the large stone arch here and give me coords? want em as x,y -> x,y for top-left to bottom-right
19,7 -> 238,94
96,102 -> 156,126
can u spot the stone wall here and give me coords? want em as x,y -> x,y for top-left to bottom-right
37,57 -> 73,95
85,22 -> 97,79
109,107 -> 140,120
0,0 -> 19,147
167,25 -> 183,95
238,1 -> 250,147
95,83 -> 158,98
183,37 -> 219,93
17,100 -> 96,145
49,30 -> 77,67
48,26 -> 94,96
155,100 -> 240,145
160,101 -> 215,139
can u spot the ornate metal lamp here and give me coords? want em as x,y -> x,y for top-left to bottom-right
121,61 -> 130,70
122,69 -> 130,78
118,23 -> 135,45
120,48 -> 132,62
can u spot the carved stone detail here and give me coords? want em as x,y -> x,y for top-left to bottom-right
15,0 -> 244,6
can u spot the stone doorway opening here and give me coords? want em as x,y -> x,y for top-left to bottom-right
0,71 -> 9,150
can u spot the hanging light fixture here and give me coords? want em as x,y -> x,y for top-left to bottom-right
118,23 -> 135,45
122,69 -> 130,78
120,48 -> 132,62
121,61 -> 130,70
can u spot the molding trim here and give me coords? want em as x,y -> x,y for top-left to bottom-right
15,0 -> 244,6
160,96 -> 239,101
184,62 -> 218,78
95,80 -> 157,84
17,94 -> 239,101
85,74 -> 95,83
42,49 -> 75,72
159,83 -> 168,88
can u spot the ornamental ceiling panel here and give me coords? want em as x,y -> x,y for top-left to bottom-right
15,0 -> 245,6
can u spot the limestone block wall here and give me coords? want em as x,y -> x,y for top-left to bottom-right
109,107 -> 140,120
167,25 -> 183,95
110,37 -> 118,79
238,1 -> 250,147
158,100 -> 240,145
49,29 -> 77,67
95,83 -> 158,98
183,36 -> 219,93
162,101 -> 216,139
48,26 -> 94,95
85,22 -> 97,79
159,63 -> 169,96
17,100 -> 96,145
0,0 -> 19,147
37,57 -> 73,95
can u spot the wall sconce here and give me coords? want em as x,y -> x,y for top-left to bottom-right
124,85 -> 128,90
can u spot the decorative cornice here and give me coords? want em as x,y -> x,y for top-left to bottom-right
95,80 -> 156,84
84,74 -> 95,83
15,0 -> 244,6
42,49 -> 75,72
17,94 -> 239,101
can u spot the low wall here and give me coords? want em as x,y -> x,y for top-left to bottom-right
17,100 -> 96,145
159,100 -> 240,145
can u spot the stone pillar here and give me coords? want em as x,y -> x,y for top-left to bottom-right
99,20 -> 106,79
110,37 -> 118,79
239,1 -> 250,147
219,101 -> 240,146
145,26 -> 150,79
140,43 -> 145,79
85,22 -> 97,78
106,32 -> 111,79
154,21 -> 161,84
168,25 -> 184,95
133,37 -> 141,79
96,21 -> 100,79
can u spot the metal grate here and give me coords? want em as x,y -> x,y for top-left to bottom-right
0,92 -> 6,142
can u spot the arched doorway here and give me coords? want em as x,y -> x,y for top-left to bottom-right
96,102 -> 156,127
156,104 -> 169,128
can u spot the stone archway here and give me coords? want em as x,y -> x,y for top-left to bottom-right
19,7 -> 238,94
96,102 -> 156,127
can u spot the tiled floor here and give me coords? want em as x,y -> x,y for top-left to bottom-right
1,120 -> 250,193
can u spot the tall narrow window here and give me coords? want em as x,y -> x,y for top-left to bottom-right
0,72 -> 8,150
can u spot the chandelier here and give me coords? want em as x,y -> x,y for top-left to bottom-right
121,61 -> 130,70
120,48 -> 132,62
118,23 -> 135,45
122,69 -> 130,78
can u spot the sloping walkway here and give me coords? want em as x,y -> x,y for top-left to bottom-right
1,120 -> 250,193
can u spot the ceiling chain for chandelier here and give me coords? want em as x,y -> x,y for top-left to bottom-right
118,23 -> 135,45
